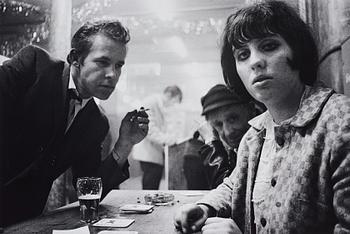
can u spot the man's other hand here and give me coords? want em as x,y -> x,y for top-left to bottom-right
119,109 -> 149,145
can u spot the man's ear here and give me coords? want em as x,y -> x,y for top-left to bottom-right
72,61 -> 80,69
67,49 -> 79,68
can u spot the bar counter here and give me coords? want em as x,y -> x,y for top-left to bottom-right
5,190 -> 208,234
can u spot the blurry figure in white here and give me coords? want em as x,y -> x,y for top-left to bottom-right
132,85 -> 183,189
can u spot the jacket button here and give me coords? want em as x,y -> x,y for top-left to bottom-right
38,146 -> 44,153
50,159 -> 55,166
276,202 -> 281,207
260,218 -> 267,227
271,178 -> 277,187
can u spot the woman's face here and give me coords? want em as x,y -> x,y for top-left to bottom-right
233,35 -> 303,106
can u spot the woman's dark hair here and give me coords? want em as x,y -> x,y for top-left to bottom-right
67,20 -> 130,65
221,0 -> 318,101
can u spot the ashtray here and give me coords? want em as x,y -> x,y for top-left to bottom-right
144,192 -> 175,206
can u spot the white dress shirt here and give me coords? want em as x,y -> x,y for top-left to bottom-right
65,73 -> 92,132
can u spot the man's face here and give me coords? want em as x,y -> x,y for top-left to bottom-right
207,104 -> 251,148
75,33 -> 127,100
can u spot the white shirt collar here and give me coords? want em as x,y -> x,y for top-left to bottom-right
68,71 -> 77,90
69,71 -> 92,108
264,112 -> 278,140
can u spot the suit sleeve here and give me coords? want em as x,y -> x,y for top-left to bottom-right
0,45 -> 42,100
98,154 -> 130,197
71,140 -> 130,198
71,113 -> 130,199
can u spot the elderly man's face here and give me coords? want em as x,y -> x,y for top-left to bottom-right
207,104 -> 251,149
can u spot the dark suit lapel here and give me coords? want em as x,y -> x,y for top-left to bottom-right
66,99 -> 93,134
64,99 -> 106,149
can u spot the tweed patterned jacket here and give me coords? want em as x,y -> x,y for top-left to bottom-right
198,86 -> 350,234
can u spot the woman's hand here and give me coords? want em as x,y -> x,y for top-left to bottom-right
201,217 -> 242,234
174,204 -> 209,233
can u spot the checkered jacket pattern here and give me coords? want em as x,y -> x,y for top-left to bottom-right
198,86 -> 350,234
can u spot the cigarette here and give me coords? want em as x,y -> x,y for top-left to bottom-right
139,108 -> 150,112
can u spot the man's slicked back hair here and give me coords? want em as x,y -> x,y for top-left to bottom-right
68,20 -> 130,64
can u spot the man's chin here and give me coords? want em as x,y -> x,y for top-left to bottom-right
96,92 -> 113,100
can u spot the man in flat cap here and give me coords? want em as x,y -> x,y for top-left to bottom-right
198,84 -> 257,189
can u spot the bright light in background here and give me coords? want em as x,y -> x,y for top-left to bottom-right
183,62 -> 206,77
153,36 -> 188,58
115,69 -> 128,92
127,63 -> 161,76
149,0 -> 175,21
166,36 -> 188,58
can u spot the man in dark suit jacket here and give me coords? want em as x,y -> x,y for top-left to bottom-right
0,20 -> 149,226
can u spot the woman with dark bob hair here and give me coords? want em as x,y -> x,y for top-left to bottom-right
221,0 -> 318,100
174,1 -> 350,233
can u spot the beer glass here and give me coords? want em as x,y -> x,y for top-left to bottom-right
77,177 -> 102,223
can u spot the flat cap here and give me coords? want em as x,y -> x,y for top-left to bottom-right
201,84 -> 249,115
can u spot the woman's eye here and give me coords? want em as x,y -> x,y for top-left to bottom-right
235,50 -> 250,61
261,41 -> 279,52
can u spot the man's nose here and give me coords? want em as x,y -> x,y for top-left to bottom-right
105,67 -> 118,79
223,124 -> 231,136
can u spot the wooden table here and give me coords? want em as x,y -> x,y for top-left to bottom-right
5,190 -> 208,234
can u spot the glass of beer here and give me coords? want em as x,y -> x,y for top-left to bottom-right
77,177 -> 102,223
